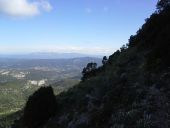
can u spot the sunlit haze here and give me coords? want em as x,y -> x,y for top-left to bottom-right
0,0 -> 157,55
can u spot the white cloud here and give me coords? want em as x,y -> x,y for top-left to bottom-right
0,0 -> 52,18
35,0 -> 52,12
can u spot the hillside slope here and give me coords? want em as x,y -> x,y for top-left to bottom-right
12,2 -> 170,128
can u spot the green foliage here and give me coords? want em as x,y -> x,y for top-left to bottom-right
157,0 -> 170,12
0,58 -> 93,127
120,44 -> 128,52
102,56 -> 108,65
81,62 -> 98,81
0,82 -> 37,116
0,111 -> 22,128
41,3 -> 170,127
23,86 -> 57,128
144,7 -> 170,71
11,2 -> 170,128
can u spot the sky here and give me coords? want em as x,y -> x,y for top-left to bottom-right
0,0 -> 158,55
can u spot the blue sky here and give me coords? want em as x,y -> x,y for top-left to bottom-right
0,0 -> 158,55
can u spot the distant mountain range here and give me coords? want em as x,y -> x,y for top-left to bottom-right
0,57 -> 102,69
0,52 -> 103,59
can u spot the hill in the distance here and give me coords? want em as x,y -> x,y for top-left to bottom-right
0,52 -> 102,59
4,1 -> 170,128
0,57 -> 102,127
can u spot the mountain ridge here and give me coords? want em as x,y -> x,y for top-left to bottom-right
0,53 -> 103,59
4,1 -> 170,128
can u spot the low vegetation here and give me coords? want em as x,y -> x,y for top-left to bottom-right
2,0 -> 170,128
0,57 -> 101,127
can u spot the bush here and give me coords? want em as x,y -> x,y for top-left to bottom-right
23,86 -> 57,128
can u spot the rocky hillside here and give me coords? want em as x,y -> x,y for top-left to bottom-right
12,1 -> 170,128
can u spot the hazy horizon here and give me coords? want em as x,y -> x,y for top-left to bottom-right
0,48 -> 113,56
0,51 -> 104,56
0,52 -> 104,60
0,0 -> 157,55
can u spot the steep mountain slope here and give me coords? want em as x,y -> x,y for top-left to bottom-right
12,2 -> 170,128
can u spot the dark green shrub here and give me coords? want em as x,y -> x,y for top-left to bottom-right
23,86 -> 57,128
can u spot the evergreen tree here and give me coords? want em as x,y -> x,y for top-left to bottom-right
102,56 -> 108,65
81,62 -> 97,81
23,86 -> 57,128
157,0 -> 170,12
